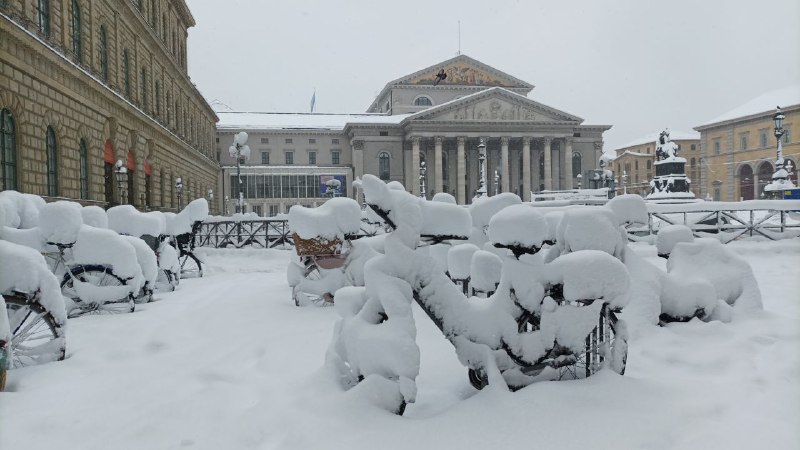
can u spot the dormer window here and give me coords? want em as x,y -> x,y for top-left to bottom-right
414,96 -> 433,106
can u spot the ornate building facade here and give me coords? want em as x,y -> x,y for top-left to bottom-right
217,55 -> 611,213
610,131 -> 700,197
0,0 -> 218,211
694,85 -> 799,201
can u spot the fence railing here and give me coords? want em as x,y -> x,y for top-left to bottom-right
195,220 -> 293,249
197,201 -> 800,248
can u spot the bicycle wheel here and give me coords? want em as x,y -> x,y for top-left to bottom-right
155,269 -> 176,292
292,261 -> 334,307
179,252 -> 203,279
553,303 -> 627,380
60,265 -> 134,318
4,293 -> 66,369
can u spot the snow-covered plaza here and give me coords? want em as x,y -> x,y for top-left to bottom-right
1,238 -> 798,450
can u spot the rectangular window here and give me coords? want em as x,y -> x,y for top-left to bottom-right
331,151 -> 340,165
261,151 -> 269,165
760,130 -> 768,148
285,151 -> 293,164
713,140 -> 721,155
269,204 -> 279,217
285,138 -> 293,144
308,151 -> 316,165
739,134 -> 748,151
783,127 -> 792,144
332,138 -> 339,145
308,138 -> 316,144
252,205 -> 262,216
379,131 -> 388,136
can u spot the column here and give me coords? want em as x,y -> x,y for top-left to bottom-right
501,137 -> 510,193
411,136 -> 421,196
544,137 -> 553,191
434,136 -> 443,195
522,137 -> 531,201
351,140 -> 364,203
457,137 -> 466,204
564,138 -> 573,190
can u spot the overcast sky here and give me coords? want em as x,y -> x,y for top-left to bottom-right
185,0 -> 800,151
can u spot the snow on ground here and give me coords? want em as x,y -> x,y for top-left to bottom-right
1,242 -> 798,450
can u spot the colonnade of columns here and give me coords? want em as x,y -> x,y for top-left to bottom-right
407,135 -> 577,203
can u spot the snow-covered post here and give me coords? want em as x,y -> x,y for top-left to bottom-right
419,160 -> 427,199
577,173 -> 582,189
765,107 -> 796,197
493,169 -> 500,195
228,131 -> 251,213
474,138 -> 487,200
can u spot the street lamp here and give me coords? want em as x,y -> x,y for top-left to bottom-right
228,132 -> 251,213
114,159 -> 128,204
224,195 -> 229,215
419,160 -> 427,199
765,106 -> 796,197
175,177 -> 183,209
207,189 -> 214,214
474,138 -> 487,200
577,173 -> 582,189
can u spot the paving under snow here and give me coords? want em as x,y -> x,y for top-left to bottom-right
1,241 -> 798,450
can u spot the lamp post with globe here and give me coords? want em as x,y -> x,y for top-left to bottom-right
175,177 -> 183,209
764,106 -> 797,198
114,160 -> 128,204
228,132 -> 251,213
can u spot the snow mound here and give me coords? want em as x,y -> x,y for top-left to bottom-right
387,181 -> 406,191
469,193 -> 521,229
606,194 -> 649,225
470,250 -> 503,293
447,243 -> 479,280
73,226 -> 144,293
432,192 -> 457,204
550,207 -> 625,260
0,226 -> 46,252
169,199 -> 209,235
419,200 -> 470,238
547,250 -> 631,309
289,198 -> 362,240
81,206 -> 109,229
0,190 -> 45,228
121,235 -> 159,288
39,201 -> 83,245
656,225 -> 694,257
667,239 -> 762,314
487,204 -> 547,249
0,240 -> 67,325
108,205 -> 163,237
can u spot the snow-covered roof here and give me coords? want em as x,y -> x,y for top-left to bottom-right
615,150 -> 651,158
696,85 -> 800,128
616,130 -> 700,151
216,112 -> 410,131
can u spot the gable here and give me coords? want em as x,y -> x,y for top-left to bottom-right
392,55 -> 533,89
410,88 -> 583,123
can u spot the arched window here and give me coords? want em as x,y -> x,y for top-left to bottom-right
646,160 -> 652,170
155,81 -> 161,117
122,49 -> 131,97
159,168 -> 165,206
739,164 -> 754,201
46,126 -> 58,196
149,0 -> 156,26
140,66 -> 148,110
1,109 -> 17,190
71,0 -> 82,63
38,0 -> 50,37
126,150 -> 136,205
414,96 -> 433,107
99,26 -> 108,81
757,162 -> 773,198
79,138 -> 89,199
538,152 -> 545,180
572,152 -> 582,178
379,152 -> 390,181
162,13 -> 167,43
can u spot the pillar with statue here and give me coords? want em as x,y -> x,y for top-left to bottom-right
647,130 -> 696,202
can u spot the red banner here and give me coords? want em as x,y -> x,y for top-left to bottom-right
144,160 -> 152,176
127,150 -> 136,171
103,140 -> 114,164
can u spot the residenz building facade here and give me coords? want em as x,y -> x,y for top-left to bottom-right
0,0 -> 218,212
216,55 -> 611,215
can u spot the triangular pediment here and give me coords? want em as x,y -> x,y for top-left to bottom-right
390,55 -> 533,90
406,87 -> 583,123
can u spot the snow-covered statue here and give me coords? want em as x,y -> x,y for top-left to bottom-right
647,129 -> 694,201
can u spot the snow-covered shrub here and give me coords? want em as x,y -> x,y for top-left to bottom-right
289,198 -> 361,240
656,224 -> 694,258
81,206 -> 108,229
39,201 -> 83,245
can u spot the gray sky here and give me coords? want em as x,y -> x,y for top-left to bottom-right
185,0 -> 800,151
